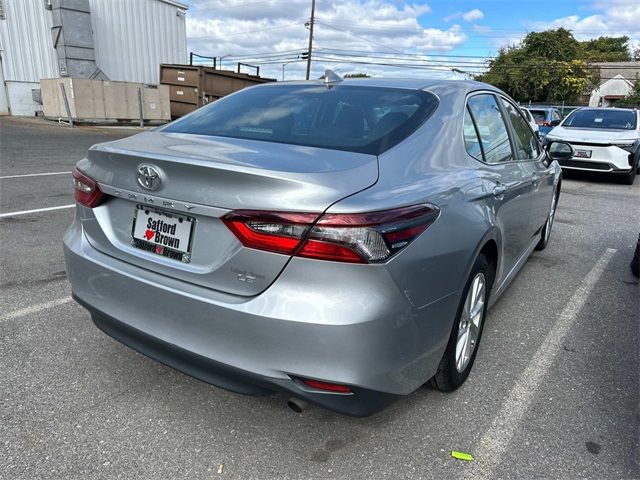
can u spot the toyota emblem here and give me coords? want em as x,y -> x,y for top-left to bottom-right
137,164 -> 162,191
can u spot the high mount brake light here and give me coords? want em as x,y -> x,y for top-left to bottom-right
72,167 -> 105,208
223,204 -> 439,263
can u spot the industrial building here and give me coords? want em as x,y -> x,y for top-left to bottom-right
0,0 -> 188,116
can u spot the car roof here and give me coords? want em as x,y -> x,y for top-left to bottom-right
572,107 -> 638,113
263,77 -> 500,95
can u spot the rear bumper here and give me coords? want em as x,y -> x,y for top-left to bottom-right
64,215 -> 458,416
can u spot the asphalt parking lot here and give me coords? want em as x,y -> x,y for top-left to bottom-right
1,116 -> 639,479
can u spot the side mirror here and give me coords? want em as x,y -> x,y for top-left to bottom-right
550,119 -> 561,127
545,141 -> 573,162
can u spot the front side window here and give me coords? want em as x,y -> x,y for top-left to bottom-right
162,85 -> 439,155
500,98 -> 540,160
467,94 -> 513,164
562,109 -> 637,130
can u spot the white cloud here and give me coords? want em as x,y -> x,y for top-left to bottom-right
445,9 -> 484,23
484,0 -> 640,53
526,0 -> 640,43
472,24 -> 492,34
185,0 -> 468,79
462,9 -> 484,22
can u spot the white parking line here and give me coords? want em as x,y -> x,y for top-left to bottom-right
471,248 -> 617,478
0,171 -> 71,180
1,297 -> 73,323
0,204 -> 75,218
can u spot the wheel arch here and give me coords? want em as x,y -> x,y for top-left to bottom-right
462,228 -> 502,297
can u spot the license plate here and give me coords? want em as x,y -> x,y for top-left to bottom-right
131,206 -> 195,262
574,149 -> 592,158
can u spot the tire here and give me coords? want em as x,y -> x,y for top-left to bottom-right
535,187 -> 559,251
631,235 -> 639,278
430,254 -> 492,392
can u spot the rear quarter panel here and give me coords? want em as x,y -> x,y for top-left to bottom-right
327,84 -> 501,310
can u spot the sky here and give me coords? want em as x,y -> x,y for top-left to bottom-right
182,0 -> 640,80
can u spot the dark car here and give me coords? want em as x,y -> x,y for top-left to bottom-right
529,107 -> 562,138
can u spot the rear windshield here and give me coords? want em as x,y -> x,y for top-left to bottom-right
562,109 -> 637,130
529,110 -> 547,123
162,84 -> 439,155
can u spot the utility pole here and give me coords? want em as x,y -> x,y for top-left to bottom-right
305,0 -> 316,80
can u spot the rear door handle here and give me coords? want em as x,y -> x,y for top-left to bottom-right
493,184 -> 508,197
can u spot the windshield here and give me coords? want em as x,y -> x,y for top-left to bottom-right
562,109 -> 637,130
162,84 -> 439,155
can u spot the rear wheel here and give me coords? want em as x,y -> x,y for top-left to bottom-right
631,235 -> 639,278
430,254 -> 491,392
536,187 -> 558,251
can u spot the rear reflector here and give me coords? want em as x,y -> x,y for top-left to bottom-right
223,204 -> 439,263
72,167 -> 105,208
300,378 -> 352,393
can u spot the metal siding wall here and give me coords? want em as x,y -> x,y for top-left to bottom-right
89,0 -> 187,85
0,0 -> 58,82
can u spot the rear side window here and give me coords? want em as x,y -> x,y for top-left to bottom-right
463,107 -> 483,161
162,85 -> 439,155
500,99 -> 540,160
467,94 -> 513,164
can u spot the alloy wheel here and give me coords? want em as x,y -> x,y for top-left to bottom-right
545,190 -> 558,243
455,272 -> 486,373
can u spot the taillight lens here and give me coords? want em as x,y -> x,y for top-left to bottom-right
223,211 -> 320,255
223,204 -> 439,263
72,167 -> 105,208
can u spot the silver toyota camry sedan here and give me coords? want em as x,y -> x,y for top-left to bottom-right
64,74 -> 570,416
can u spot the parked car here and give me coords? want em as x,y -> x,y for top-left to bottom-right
545,107 -> 640,185
529,107 -> 562,137
521,107 -> 540,136
64,74 -> 571,416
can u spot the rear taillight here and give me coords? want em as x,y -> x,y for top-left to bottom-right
543,121 -> 552,127
72,167 -> 105,208
222,211 -> 320,255
223,204 -> 439,263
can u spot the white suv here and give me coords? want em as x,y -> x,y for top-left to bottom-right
545,107 -> 640,184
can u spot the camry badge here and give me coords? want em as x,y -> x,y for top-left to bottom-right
137,164 -> 161,191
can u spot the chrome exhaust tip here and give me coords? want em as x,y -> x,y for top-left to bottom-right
287,397 -> 309,413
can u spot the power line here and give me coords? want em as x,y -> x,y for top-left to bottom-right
314,20 -> 405,54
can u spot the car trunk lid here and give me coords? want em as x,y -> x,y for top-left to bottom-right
77,131 -> 379,296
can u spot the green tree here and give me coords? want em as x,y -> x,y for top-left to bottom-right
580,36 -> 631,62
619,77 -> 640,107
477,28 -> 631,102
